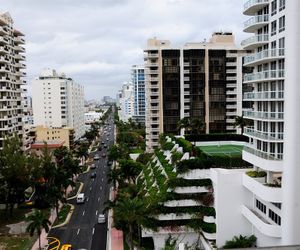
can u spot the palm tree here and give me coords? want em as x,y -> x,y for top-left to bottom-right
177,117 -> 191,135
107,168 -> 121,190
26,209 -> 51,250
190,118 -> 205,134
234,116 -> 248,135
113,197 -> 146,250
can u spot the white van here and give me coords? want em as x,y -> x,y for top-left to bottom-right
76,193 -> 85,204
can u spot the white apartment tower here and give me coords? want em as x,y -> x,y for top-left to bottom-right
144,34 -> 245,151
117,82 -> 134,122
240,0 -> 300,247
0,12 -> 27,149
32,69 -> 85,140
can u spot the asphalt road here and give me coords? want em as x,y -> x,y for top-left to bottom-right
49,117 -> 114,250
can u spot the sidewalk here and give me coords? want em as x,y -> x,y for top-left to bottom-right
31,208 -> 56,250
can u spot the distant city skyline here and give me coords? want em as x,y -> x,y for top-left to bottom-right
1,0 -> 246,99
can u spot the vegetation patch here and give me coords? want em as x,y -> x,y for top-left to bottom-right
53,204 -> 71,226
246,170 -> 267,178
67,182 -> 81,198
0,235 -> 36,250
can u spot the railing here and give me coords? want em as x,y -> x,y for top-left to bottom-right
244,14 -> 269,29
244,127 -> 284,141
244,49 -> 285,65
244,70 -> 285,82
244,0 -> 269,11
243,110 -> 284,120
243,91 -> 284,100
243,145 -> 283,161
241,34 -> 269,47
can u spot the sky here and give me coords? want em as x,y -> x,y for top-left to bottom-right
1,0 -> 248,100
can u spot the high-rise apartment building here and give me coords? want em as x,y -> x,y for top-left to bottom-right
131,65 -> 146,125
240,0 -> 300,247
0,12 -> 27,149
144,33 -> 245,151
117,82 -> 134,122
32,69 -> 85,140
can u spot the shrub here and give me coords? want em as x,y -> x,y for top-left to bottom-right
246,171 -> 267,178
168,178 -> 212,188
201,222 -> 216,233
223,235 -> 257,249
186,133 -> 248,142
209,155 -> 249,169
176,138 -> 193,153
177,158 -> 213,173
136,153 -> 153,165
162,142 -> 175,151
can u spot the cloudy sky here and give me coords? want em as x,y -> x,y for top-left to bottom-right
2,0 -> 248,100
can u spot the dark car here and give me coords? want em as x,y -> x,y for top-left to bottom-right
102,153 -> 107,158
91,172 -> 96,178
104,144 -> 107,148
98,146 -> 102,151
107,161 -> 112,166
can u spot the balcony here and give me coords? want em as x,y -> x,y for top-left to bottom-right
244,49 -> 285,67
243,145 -> 282,171
0,56 -> 9,64
0,46 -> 9,55
146,53 -> 158,59
226,104 -> 237,109
244,127 -> 284,142
242,205 -> 281,238
15,54 -> 26,61
15,63 -> 26,69
244,70 -> 285,83
241,34 -> 269,50
243,0 -> 269,15
14,45 -> 25,53
0,27 -> 8,35
174,186 -> 210,194
244,14 -> 269,33
14,37 -> 25,44
148,76 -> 159,81
244,91 -> 284,101
146,62 -> 158,67
226,76 -> 237,81
0,37 -> 9,45
242,173 -> 282,202
243,109 -> 284,121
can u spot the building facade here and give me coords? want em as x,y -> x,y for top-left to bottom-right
131,65 -> 146,125
117,82 -> 134,122
144,33 -> 245,151
32,69 -> 85,140
0,12 -> 27,149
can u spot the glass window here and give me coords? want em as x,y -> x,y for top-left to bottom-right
279,16 -> 285,33
279,0 -> 285,11
271,20 -> 277,36
271,0 -> 277,16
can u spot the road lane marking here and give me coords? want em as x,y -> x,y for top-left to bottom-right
98,197 -> 100,202
87,197 -> 89,202
77,228 -> 80,235
92,227 -> 95,235
102,178 -> 104,181
100,186 -> 102,190
90,187 -> 92,190
96,210 -> 98,215
82,210 -> 85,216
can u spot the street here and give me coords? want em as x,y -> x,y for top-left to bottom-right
49,118 -> 114,250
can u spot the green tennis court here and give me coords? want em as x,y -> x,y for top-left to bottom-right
199,144 -> 244,157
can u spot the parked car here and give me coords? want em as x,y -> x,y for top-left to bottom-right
98,214 -> 106,224
94,154 -> 100,160
104,144 -> 107,148
107,161 -> 112,166
102,153 -> 106,158
91,172 -> 96,178
90,164 -> 96,169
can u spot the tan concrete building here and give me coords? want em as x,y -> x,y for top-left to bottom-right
144,33 -> 247,151
32,126 -> 75,149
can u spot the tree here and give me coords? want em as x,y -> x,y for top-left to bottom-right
234,116 -> 249,135
107,168 -> 121,190
113,197 -> 147,250
0,135 -> 31,217
177,117 -> 191,134
26,209 -> 51,250
190,118 -> 205,135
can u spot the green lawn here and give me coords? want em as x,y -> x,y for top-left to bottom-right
0,235 -> 37,250
199,144 -> 244,157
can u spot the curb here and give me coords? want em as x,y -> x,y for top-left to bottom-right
82,165 -> 91,174
52,204 -> 75,229
66,182 -> 84,200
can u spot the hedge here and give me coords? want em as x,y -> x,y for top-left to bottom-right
209,155 -> 250,168
202,222 -> 217,233
168,178 -> 212,188
176,137 -> 194,153
177,158 -> 213,173
246,170 -> 267,178
185,133 -> 248,142
155,205 -> 216,217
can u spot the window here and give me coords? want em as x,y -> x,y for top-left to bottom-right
279,16 -> 285,32
269,209 -> 281,225
271,0 -> 277,16
271,20 -> 277,36
279,0 -> 285,11
256,199 -> 266,214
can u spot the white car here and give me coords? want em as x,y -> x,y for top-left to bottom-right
98,214 -> 105,224
94,154 -> 100,160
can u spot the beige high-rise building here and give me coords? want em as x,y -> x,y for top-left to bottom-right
144,33 -> 246,151
0,12 -> 27,149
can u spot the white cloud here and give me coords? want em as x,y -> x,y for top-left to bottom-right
1,0 -> 246,99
